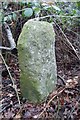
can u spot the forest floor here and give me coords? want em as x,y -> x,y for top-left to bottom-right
0,2 -> 80,120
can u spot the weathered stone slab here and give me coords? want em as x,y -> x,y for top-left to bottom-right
17,20 -> 57,103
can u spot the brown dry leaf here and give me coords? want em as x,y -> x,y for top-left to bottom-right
46,1 -> 54,5
14,114 -> 21,119
66,78 -> 78,88
65,94 -> 70,102
59,97 -> 64,105
41,1 -> 54,6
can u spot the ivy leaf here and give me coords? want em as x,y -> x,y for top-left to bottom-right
4,16 -> 8,22
7,15 -> 12,21
12,13 -> 17,21
4,14 -> 15,22
22,8 -> 33,18
77,2 -> 80,10
33,7 -> 41,16
52,5 -> 61,11
27,2 -> 33,8
4,15 -> 12,22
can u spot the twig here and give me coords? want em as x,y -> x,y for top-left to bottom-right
53,20 -> 80,61
29,14 -> 80,22
0,100 -> 19,113
37,87 -> 65,119
57,75 -> 66,85
0,52 -> 21,106
4,8 -> 79,18
54,24 -> 80,60
57,18 -> 80,38
7,51 -> 18,58
55,17 -> 80,38
0,46 -> 11,50
4,8 -> 28,16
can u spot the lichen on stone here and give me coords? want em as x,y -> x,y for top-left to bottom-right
18,20 -> 57,103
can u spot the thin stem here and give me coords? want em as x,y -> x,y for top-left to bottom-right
0,52 -> 21,106
56,18 -> 80,38
57,75 -> 66,85
53,20 -> 80,61
4,8 -> 79,18
0,46 -> 11,50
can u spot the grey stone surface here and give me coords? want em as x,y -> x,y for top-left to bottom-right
18,20 -> 57,103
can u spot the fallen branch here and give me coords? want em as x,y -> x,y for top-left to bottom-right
0,22 -> 16,50
4,22 -> 16,49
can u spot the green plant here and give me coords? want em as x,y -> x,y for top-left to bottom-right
0,1 -> 79,29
